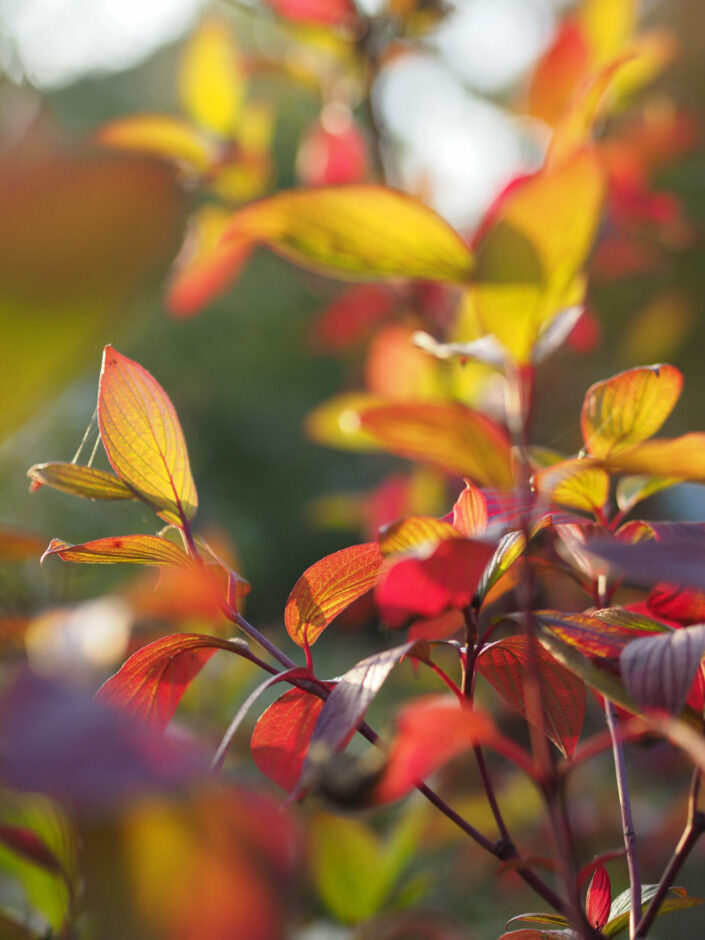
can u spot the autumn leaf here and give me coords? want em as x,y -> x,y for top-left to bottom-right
377,515 -> 460,557
41,535 -> 192,568
95,114 -> 212,172
251,688 -> 325,791
27,462 -> 136,502
179,17 -> 244,136
533,458 -> 610,515
586,865 -> 612,930
262,0 -> 357,25
605,433 -> 705,481
96,633 -> 241,730
452,479 -> 488,537
224,186 -> 474,283
285,542 -> 383,647
620,625 -> 705,714
98,346 -> 198,527
581,364 -> 682,459
477,636 -> 585,757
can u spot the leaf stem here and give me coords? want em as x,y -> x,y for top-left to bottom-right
634,770 -> 705,938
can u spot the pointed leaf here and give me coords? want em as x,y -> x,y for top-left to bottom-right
615,474 -> 677,514
604,884 -> 702,937
477,530 -> 525,600
506,914 -> 571,929
478,636 -> 585,757
371,696 -> 502,804
40,535 -> 192,568
95,633 -> 240,730
605,433 -> 705,481
375,538 -> 495,627
179,17 -> 244,135
360,401 -> 514,487
581,364 -> 682,459
98,346 -> 198,526
498,932 -> 576,940
95,114 -> 212,171
377,515 -> 460,557
533,458 -> 609,515
285,542 -> 383,647
251,688 -> 325,791
224,186 -> 474,283
27,462 -> 136,501
586,865 -> 612,930
301,642 -> 422,785
620,625 -> 705,714
452,479 -> 488,536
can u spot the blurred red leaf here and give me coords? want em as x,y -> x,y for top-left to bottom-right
263,0 -> 356,25
648,583 -> 705,625
285,542 -> 383,647
96,633 -> 241,730
586,865 -> 612,930
528,19 -> 591,127
297,108 -> 368,186
477,636 -> 585,757
251,688 -> 325,791
375,538 -> 494,627
310,284 -> 396,353
0,824 -> 63,875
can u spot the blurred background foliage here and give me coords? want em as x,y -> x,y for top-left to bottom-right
2,0 -> 705,936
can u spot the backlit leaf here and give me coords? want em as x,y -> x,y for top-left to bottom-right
375,538 -> 494,627
360,401 -> 514,487
263,0 -> 356,25
251,688 -> 325,791
224,186 -> 474,283
96,633 -> 240,730
615,474 -> 677,514
584,532 -> 705,590
27,462 -> 136,501
586,865 -> 611,930
471,150 -> 604,362
477,636 -> 585,757
285,542 -> 383,647
647,583 -> 705,625
377,515 -> 460,557
533,458 -> 609,515
98,345 -> 198,526
41,535 -> 192,568
581,364 -> 682,459
528,19 -> 590,127
452,479 -> 488,536
603,884 -> 702,937
95,114 -> 212,172
371,696 -> 501,804
179,17 -> 244,136
620,625 -> 705,714
605,433 -> 705,481
305,392 -> 388,451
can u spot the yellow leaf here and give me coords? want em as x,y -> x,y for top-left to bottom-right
95,115 -> 213,172
533,458 -> 610,515
27,463 -> 136,501
378,516 -> 460,557
581,364 -> 683,459
606,434 -> 705,481
41,535 -> 192,568
472,150 -> 605,362
224,186 -> 474,282
179,17 -> 244,136
98,346 -> 198,527
577,0 -> 635,65
304,392 -> 388,451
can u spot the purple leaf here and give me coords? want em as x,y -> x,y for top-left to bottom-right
620,625 -> 705,714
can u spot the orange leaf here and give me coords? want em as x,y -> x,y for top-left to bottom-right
533,458 -> 609,515
251,688 -> 325,791
96,633 -> 239,730
528,19 -> 591,127
360,401 -> 513,488
41,535 -> 192,568
581,364 -> 682,459
27,462 -> 136,501
605,433 -> 705,481
0,526 -> 47,562
98,346 -> 198,526
224,186 -> 474,283
452,479 -> 488,536
285,542 -> 383,647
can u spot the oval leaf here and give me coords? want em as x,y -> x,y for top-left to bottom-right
98,345 -> 198,526
27,462 -> 136,501
360,401 -> 514,488
452,479 -> 488,536
251,688 -> 325,791
224,186 -> 474,283
533,458 -> 609,515
179,17 -> 244,136
285,542 -> 383,647
41,535 -> 192,568
619,624 -> 705,714
586,865 -> 612,930
581,364 -> 682,459
96,633 -> 239,730
605,433 -> 705,481
478,636 -> 585,758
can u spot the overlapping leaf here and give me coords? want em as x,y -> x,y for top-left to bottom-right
178,17 -> 244,136
605,433 -> 705,481
452,479 -> 488,537
586,865 -> 612,930
285,542 -> 383,647
27,462 -> 136,501
224,186 -> 474,283
533,458 -> 609,515
97,346 -> 198,526
251,688 -> 325,791
96,633 -> 240,730
359,401 -> 514,487
477,636 -> 585,757
620,625 -> 705,714
41,535 -> 192,568
581,364 -> 682,459
377,515 -> 460,557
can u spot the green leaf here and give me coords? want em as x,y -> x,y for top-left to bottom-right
27,463 -> 136,501
603,885 -> 703,936
98,346 -> 198,527
224,186 -> 474,283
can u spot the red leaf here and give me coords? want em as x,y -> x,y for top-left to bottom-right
647,583 -> 705,625
96,633 -> 239,730
297,110 -> 368,186
371,696 -> 504,804
586,865 -> 612,930
263,0 -> 356,25
375,538 -> 494,627
528,19 -> 590,127
477,636 -> 585,758
251,688 -> 325,791
285,542 -> 383,647
310,284 -> 396,353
